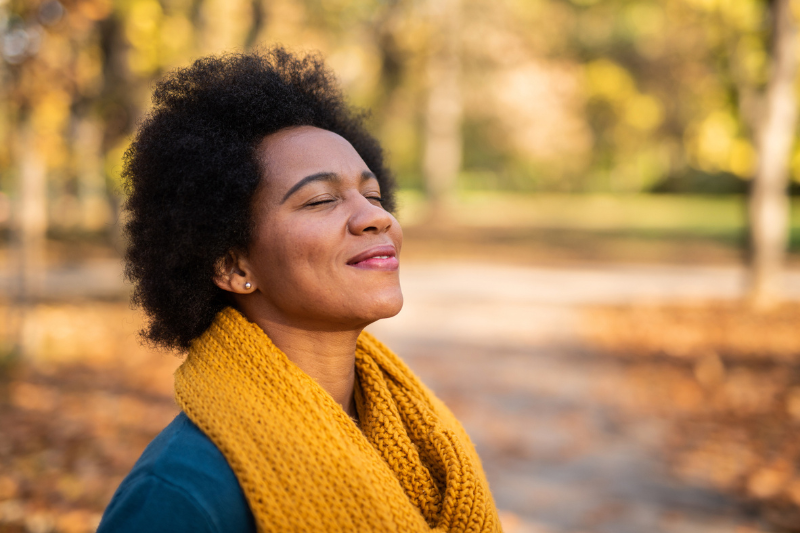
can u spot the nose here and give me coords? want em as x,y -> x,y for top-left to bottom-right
347,194 -> 394,236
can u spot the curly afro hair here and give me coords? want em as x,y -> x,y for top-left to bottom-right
123,47 -> 396,351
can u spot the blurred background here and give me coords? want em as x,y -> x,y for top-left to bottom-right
1,0 -> 800,531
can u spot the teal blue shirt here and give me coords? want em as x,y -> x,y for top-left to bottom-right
97,413 -> 257,533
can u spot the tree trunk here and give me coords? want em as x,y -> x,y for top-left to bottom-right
76,118 -> 110,232
15,118 -> 47,359
748,0 -> 798,310
422,0 -> 462,219
17,119 -> 47,301
245,0 -> 266,49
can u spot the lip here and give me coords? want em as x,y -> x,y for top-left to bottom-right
347,244 -> 399,270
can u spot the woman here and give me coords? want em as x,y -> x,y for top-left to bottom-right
98,47 -> 501,532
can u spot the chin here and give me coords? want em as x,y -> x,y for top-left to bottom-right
354,289 -> 403,325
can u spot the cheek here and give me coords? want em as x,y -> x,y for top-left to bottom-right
256,219 -> 339,283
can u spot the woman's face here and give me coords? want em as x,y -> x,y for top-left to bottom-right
238,126 -> 403,331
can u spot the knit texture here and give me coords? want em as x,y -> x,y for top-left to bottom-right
174,307 -> 501,532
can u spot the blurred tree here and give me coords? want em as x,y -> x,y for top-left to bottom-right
421,0 -> 462,217
747,0 -> 797,310
1,0 -> 799,263
2,0 -> 70,357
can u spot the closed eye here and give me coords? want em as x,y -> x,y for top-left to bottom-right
305,198 -> 335,207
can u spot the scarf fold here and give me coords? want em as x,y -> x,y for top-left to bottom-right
174,307 -> 501,532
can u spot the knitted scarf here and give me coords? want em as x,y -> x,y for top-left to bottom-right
174,307 -> 501,532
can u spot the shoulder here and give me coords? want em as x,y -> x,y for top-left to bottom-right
97,413 -> 256,533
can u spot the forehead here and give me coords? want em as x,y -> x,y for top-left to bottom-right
256,126 -> 368,182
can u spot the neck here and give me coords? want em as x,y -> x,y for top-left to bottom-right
240,310 -> 361,418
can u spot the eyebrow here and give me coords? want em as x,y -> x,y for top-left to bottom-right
280,170 -> 377,204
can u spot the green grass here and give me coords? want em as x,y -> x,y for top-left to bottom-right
396,191 -> 800,250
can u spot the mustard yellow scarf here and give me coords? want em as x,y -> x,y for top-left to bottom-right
174,307 -> 501,532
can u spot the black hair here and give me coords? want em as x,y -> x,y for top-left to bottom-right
123,47 -> 396,350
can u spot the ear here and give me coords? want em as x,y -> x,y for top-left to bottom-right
213,251 -> 256,294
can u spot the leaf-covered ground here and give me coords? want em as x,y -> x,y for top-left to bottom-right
584,302 -> 800,531
0,304 -> 181,533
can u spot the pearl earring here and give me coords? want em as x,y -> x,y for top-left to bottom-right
244,282 -> 252,290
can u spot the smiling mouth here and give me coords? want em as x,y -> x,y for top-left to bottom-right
347,245 -> 399,270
